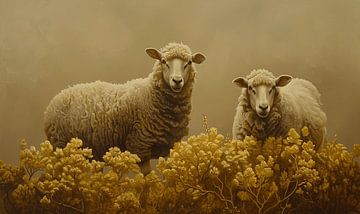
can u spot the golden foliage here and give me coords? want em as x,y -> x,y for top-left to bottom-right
0,129 -> 359,213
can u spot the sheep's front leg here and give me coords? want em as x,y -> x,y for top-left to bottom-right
139,159 -> 151,175
233,120 -> 250,140
125,131 -> 152,175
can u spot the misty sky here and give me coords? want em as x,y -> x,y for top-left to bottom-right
0,0 -> 359,164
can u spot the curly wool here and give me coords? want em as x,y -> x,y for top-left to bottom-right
160,42 -> 193,61
246,69 -> 276,86
232,69 -> 327,149
44,43 -> 197,162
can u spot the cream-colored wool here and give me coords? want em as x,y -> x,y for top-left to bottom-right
44,43 -> 205,174
232,69 -> 327,150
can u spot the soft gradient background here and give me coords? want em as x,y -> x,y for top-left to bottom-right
0,0 -> 359,164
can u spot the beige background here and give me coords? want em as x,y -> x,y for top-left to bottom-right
0,0 -> 359,164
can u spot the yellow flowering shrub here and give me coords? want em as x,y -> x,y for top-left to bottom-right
1,139 -> 151,213
155,127 -> 326,213
0,127 -> 359,213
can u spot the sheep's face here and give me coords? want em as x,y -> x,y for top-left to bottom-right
233,75 -> 292,118
248,84 -> 276,118
146,48 -> 206,93
161,58 -> 191,92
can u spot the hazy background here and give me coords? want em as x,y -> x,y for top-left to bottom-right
0,0 -> 359,164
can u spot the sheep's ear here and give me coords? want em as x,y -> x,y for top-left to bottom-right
276,75 -> 292,87
192,52 -> 206,64
232,77 -> 248,88
145,48 -> 162,60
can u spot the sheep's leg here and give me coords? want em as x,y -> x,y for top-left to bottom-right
233,125 -> 249,140
125,133 -> 152,175
139,159 -> 151,206
139,159 -> 151,175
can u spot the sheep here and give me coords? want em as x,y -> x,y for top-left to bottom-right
44,42 -> 206,174
232,69 -> 327,150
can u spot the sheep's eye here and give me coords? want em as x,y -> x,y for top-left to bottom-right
184,61 -> 192,69
269,86 -> 275,94
248,86 -> 256,94
161,60 -> 170,68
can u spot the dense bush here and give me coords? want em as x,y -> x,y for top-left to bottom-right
1,126 -> 359,213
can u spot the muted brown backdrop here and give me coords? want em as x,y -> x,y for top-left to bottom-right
0,0 -> 359,164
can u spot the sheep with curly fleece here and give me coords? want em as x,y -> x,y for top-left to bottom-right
44,42 -> 206,174
232,69 -> 326,150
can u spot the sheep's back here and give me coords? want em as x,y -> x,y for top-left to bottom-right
44,81 -> 131,158
279,78 -> 327,144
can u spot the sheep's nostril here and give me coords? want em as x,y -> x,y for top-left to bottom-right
259,105 -> 269,111
172,78 -> 183,85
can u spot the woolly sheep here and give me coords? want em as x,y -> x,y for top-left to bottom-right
232,69 -> 327,150
44,42 -> 206,174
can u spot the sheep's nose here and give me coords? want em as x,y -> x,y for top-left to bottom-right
172,78 -> 183,85
259,104 -> 269,111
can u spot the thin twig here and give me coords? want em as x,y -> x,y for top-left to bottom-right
263,180 -> 299,214
245,187 -> 261,209
180,179 -> 240,213
50,194 -> 84,213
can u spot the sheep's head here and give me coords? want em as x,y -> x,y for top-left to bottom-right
145,44 -> 205,93
233,70 -> 292,118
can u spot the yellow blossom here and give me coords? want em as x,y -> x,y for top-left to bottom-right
40,195 -> 51,204
301,126 -> 310,137
1,127 -> 359,213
